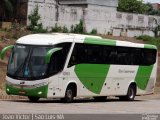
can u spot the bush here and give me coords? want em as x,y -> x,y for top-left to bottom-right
28,6 -> 40,31
28,5 -> 47,33
62,26 -> 69,33
70,20 -> 85,34
52,20 -> 86,34
137,35 -> 160,49
32,24 -> 47,33
51,24 -> 69,33
137,35 -> 154,41
51,23 -> 62,32
90,29 -> 97,35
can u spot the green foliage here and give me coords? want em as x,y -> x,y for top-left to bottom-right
51,24 -> 69,33
51,20 -> 98,35
137,35 -> 153,41
70,25 -> 75,33
51,23 -> 62,32
146,3 -> 160,16
137,35 -> 160,49
62,26 -> 69,33
52,20 -> 85,34
118,0 -> 149,14
90,29 -> 97,35
70,20 -> 85,34
153,26 -> 160,38
28,6 -> 47,33
32,24 -> 47,33
28,6 -> 41,30
107,32 -> 112,35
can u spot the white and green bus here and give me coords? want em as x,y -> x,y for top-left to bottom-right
0,33 -> 158,103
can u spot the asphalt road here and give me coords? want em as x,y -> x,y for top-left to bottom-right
0,95 -> 160,120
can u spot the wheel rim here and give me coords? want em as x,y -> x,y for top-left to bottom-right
128,87 -> 134,99
66,90 -> 72,100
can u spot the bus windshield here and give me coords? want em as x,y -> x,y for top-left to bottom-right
7,45 -> 51,80
7,43 -> 71,80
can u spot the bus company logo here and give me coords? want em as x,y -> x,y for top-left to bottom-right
142,114 -> 159,120
63,72 -> 70,76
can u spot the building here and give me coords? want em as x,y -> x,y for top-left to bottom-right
27,0 -> 160,37
152,3 -> 160,10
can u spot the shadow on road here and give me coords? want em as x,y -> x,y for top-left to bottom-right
1,98 -> 144,104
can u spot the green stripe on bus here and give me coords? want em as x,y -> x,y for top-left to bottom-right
144,44 -> 157,49
75,64 -> 110,94
135,65 -> 153,90
84,37 -> 116,46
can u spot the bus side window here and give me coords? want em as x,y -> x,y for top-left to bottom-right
68,44 -> 87,67
142,49 -> 157,65
103,46 -> 111,64
132,48 -> 156,66
107,50 -> 117,64
49,43 -> 71,75
132,49 -> 142,65
117,47 -> 131,65
87,45 -> 103,64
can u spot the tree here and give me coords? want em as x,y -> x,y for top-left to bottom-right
117,0 -> 149,14
0,0 -> 14,21
153,18 -> 160,37
28,5 -> 47,33
28,5 -> 41,30
146,3 -> 160,16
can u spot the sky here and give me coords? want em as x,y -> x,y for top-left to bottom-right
143,0 -> 160,3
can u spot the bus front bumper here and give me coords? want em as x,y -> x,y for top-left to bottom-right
6,84 -> 48,98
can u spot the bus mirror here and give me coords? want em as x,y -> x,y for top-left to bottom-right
0,45 -> 14,60
45,47 -> 62,64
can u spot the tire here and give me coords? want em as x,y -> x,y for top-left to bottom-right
28,96 -> 40,102
94,96 -> 107,102
62,86 -> 74,103
119,85 -> 136,101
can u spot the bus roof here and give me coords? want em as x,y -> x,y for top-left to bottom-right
16,33 -> 101,45
16,33 -> 157,49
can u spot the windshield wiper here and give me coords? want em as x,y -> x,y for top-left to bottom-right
13,57 -> 28,77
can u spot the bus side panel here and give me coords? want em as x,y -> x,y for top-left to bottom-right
136,61 -> 158,95
100,65 -> 139,96
47,75 -> 64,98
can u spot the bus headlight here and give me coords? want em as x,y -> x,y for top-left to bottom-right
6,88 -> 10,92
38,91 -> 42,95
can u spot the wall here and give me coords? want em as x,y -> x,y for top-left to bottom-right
27,0 -> 160,37
58,0 -> 118,7
113,12 -> 160,37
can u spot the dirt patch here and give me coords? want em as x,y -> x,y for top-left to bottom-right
136,93 -> 160,100
0,89 -> 26,100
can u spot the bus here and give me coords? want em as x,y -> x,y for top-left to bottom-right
0,33 -> 158,103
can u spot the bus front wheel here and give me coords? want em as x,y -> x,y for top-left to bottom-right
119,85 -> 136,101
62,86 -> 74,103
28,96 -> 40,102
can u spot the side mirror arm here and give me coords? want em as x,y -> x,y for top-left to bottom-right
0,45 -> 14,60
45,47 -> 62,64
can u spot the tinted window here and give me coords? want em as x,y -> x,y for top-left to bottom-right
49,43 -> 71,75
68,43 -> 157,67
